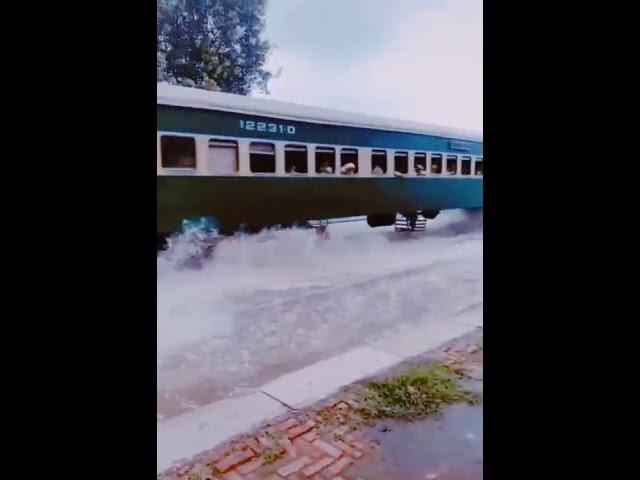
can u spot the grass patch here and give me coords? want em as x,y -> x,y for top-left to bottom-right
355,362 -> 479,421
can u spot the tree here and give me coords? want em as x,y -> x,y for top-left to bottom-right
157,0 -> 274,94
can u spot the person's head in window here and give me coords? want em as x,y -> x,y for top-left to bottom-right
340,162 -> 356,175
320,160 -> 333,173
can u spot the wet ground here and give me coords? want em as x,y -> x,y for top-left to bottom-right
348,330 -> 484,480
351,383 -> 483,480
157,212 -> 483,422
342,329 -> 484,480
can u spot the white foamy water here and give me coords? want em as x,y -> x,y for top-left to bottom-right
157,211 -> 482,420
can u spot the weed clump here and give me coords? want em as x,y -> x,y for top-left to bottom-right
355,363 -> 479,421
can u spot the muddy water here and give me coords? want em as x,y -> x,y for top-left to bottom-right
349,381 -> 483,480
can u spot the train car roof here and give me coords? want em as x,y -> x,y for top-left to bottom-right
157,83 -> 483,143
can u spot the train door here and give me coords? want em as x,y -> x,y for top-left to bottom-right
207,140 -> 238,175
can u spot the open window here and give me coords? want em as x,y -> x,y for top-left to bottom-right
372,150 -> 387,175
394,152 -> 408,174
316,147 -> 335,174
431,154 -> 442,174
161,135 -> 196,169
340,148 -> 358,175
285,144 -> 308,174
475,157 -> 483,176
461,156 -> 472,176
250,142 -> 276,173
207,139 -> 238,174
446,155 -> 458,175
414,153 -> 427,175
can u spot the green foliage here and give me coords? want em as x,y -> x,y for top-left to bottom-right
157,0 -> 274,94
356,363 -> 480,421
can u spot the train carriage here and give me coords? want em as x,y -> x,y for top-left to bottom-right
157,83 -> 483,236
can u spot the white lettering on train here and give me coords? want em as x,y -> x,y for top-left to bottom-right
240,119 -> 296,135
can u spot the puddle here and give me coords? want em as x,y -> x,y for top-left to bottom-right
349,381 -> 483,480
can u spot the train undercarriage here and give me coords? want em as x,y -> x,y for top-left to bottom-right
157,207 -> 482,270
366,209 -> 440,231
157,209 -> 446,257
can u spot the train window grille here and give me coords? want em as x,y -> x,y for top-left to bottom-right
461,156 -> 472,175
160,135 -> 196,169
249,142 -> 276,173
414,153 -> 427,175
475,158 -> 483,176
372,150 -> 387,175
395,152 -> 408,174
446,155 -> 458,175
315,147 -> 335,174
431,154 -> 443,174
285,145 -> 308,174
208,139 -> 238,174
340,148 -> 359,175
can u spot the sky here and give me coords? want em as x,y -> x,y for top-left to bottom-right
255,0 -> 483,132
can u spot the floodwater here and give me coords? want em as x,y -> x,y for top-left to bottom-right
157,211 -> 483,422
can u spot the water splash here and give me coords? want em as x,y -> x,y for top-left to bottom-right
157,210 -> 482,419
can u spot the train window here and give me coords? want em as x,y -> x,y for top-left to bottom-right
340,148 -> 358,175
475,158 -> 483,176
394,152 -> 408,174
431,154 -> 442,174
285,145 -> 308,174
414,153 -> 427,175
372,150 -> 387,175
316,147 -> 335,174
446,155 -> 458,175
161,135 -> 196,169
249,142 -> 276,173
461,156 -> 472,175
208,139 -> 238,174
